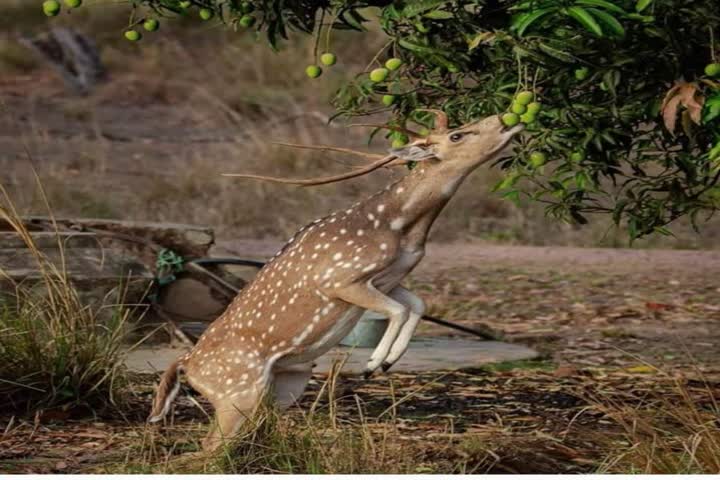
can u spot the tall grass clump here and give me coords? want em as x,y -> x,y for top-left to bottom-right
599,374 -> 720,474
0,187 -> 131,413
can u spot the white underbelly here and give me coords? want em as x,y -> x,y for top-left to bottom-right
276,306 -> 365,367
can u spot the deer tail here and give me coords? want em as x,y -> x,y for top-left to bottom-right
148,359 -> 183,423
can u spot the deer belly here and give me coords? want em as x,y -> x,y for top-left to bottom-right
275,306 -> 365,367
372,248 -> 424,292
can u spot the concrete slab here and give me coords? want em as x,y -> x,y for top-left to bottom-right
126,337 -> 538,374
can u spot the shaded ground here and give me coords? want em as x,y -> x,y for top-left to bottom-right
1,244 -> 719,473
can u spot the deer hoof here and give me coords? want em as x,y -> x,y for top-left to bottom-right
381,361 -> 392,372
362,369 -> 374,379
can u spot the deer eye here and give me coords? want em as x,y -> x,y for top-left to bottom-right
449,133 -> 464,143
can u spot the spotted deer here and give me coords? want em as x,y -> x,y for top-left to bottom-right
148,110 -> 524,450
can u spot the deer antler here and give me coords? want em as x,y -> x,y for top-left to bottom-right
222,154 -> 397,187
223,110 -> 448,186
415,108 -> 449,133
346,123 -> 423,139
270,142 -> 385,160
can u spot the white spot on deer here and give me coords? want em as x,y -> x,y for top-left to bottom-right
390,218 -> 405,230
357,229 -> 364,236
377,204 -> 385,213
333,253 -> 342,260
368,213 -> 375,221
340,228 -> 347,234
396,187 -> 405,194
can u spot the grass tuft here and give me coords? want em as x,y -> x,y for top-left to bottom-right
0,183 -> 131,413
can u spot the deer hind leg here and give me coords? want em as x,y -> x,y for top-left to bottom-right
199,377 -> 266,452
271,362 -> 313,410
331,282 -> 409,377
382,286 -> 426,372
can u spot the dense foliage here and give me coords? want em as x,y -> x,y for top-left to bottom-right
46,0 -> 720,239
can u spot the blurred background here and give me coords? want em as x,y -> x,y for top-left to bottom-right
1,0 -> 719,249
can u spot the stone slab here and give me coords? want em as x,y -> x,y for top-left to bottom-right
125,337 -> 539,375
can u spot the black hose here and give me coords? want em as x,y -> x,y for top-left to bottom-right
189,257 -> 266,269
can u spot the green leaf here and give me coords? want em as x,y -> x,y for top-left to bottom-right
575,0 -> 627,15
537,43 -> 577,63
566,6 -> 604,36
575,171 -> 590,189
402,0 -> 446,18
341,9 -> 366,31
467,31 -> 494,50
424,10 -> 454,20
494,172 -> 521,191
587,8 -> 625,37
570,208 -> 589,224
512,8 -> 555,36
398,38 -> 449,56
635,0 -> 653,12
702,94 -> 720,124
502,190 -> 521,204
709,141 -> 720,161
653,226 -> 673,236
612,199 -> 628,224
625,12 -> 655,22
602,70 -> 620,95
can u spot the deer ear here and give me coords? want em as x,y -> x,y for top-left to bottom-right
389,145 -> 437,162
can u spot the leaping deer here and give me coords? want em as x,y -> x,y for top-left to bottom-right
148,110 -> 524,450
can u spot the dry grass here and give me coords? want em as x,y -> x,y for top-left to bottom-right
599,373 -> 720,474
101,370 -> 463,474
0,183 -> 134,413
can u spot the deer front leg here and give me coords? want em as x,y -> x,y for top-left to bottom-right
381,286 -> 425,372
331,281 -> 409,377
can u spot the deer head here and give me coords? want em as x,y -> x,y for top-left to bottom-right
394,113 -> 524,174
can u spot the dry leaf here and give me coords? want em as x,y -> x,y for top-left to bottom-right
626,365 -> 656,374
660,81 -> 705,134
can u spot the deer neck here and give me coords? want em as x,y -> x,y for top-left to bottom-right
352,163 -> 467,250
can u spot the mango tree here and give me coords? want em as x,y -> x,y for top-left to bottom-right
43,0 -> 720,240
